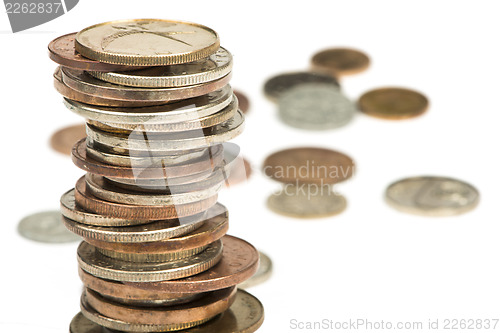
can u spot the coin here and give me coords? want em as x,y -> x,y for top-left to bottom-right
234,90 -> 250,113
311,47 -> 370,76
239,251 -> 272,289
78,239 -> 223,282
263,147 -> 355,185
278,83 -> 355,130
75,19 -> 220,66
48,33 -> 145,72
385,176 -> 479,216
89,47 -> 232,88
18,210 -> 81,243
63,85 -> 233,125
72,289 -> 264,333
263,71 -> 339,101
225,157 -> 252,187
49,123 -> 86,156
267,185 -> 347,218
96,245 -> 208,263
84,287 -> 236,326
126,235 -> 259,293
358,87 -> 429,119
61,67 -> 231,103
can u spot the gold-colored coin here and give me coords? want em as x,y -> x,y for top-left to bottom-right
311,47 -> 370,76
358,87 -> 429,119
75,19 -> 220,66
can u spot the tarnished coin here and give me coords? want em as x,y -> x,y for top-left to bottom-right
264,71 -> 339,101
89,47 -> 232,88
77,239 -> 223,282
385,176 -> 479,216
75,19 -> 220,66
48,33 -> 144,72
358,87 -> 429,119
311,47 -> 370,76
234,90 -> 250,113
263,147 -> 355,185
239,251 -> 272,289
18,211 -> 81,243
267,185 -> 347,218
278,83 -> 355,130
72,289 -> 264,333
49,123 -> 86,156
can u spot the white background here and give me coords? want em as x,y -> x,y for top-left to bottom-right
1,1 -> 500,332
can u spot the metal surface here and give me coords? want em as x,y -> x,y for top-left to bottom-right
311,47 -> 370,76
17,210 -> 81,243
264,71 -> 339,101
358,87 -> 429,119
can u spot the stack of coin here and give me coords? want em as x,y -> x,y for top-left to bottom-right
49,19 -> 263,332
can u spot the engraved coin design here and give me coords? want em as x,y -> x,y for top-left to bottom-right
18,211 -> 81,243
278,83 -> 355,130
76,19 -> 220,66
50,123 -> 86,156
264,71 -> 339,101
358,87 -> 429,119
263,147 -> 355,185
267,185 -> 347,218
311,47 -> 370,76
90,47 -> 232,88
239,251 -> 272,289
385,176 -> 479,216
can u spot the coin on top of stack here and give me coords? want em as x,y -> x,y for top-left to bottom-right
49,18 -> 263,333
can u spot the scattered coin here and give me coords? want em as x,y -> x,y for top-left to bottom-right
264,71 -> 339,102
263,147 -> 355,185
278,83 -> 355,130
17,211 -> 81,243
49,123 -> 86,155
385,176 -> 479,216
311,47 -> 370,76
75,19 -> 220,66
358,87 -> 429,119
239,251 -> 272,289
234,90 -> 250,113
267,185 -> 347,218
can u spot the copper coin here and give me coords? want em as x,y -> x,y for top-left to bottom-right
79,269 -> 200,304
358,87 -> 429,119
234,90 -> 250,114
225,158 -> 252,187
262,147 -> 355,185
311,47 -> 370,76
71,139 -> 223,180
79,213 -> 229,254
125,235 -> 259,293
74,176 -> 218,220
48,33 -> 145,72
49,123 -> 86,156
53,67 -> 166,107
84,287 -> 236,326
61,67 -> 231,103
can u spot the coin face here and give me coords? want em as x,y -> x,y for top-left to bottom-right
264,71 -> 339,101
239,251 -> 272,289
385,176 -> 479,216
89,47 -> 232,88
311,47 -> 370,76
358,87 -> 429,119
49,123 -> 86,156
48,33 -> 144,72
75,19 -> 220,66
17,211 -> 81,243
234,90 -> 250,113
263,147 -> 355,185
267,185 -> 347,218
278,83 -> 355,130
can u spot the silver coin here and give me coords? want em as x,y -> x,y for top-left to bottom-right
264,71 -> 340,101
278,83 -> 355,130
18,210 -> 81,243
239,251 -> 272,289
385,176 -> 480,216
267,185 -> 347,218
